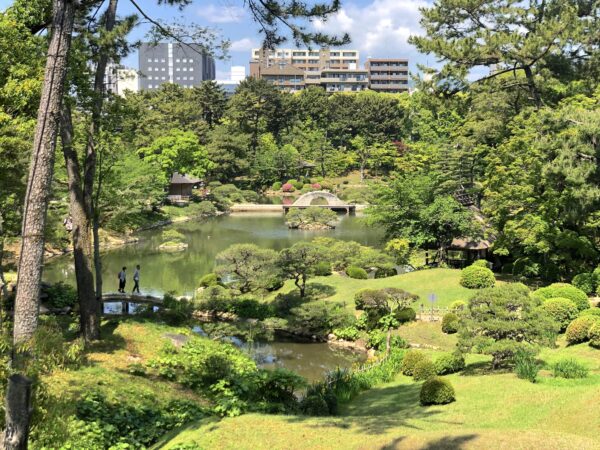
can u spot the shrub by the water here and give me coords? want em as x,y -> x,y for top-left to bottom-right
541,297 -> 579,331
588,323 -> 600,348
199,273 -> 219,288
441,312 -> 460,334
44,282 -> 78,309
366,330 -> 407,351
299,394 -> 330,416
420,377 -> 456,406
333,326 -> 360,341
272,181 -> 282,191
196,200 -> 217,216
514,348 -> 539,383
162,229 -> 186,244
401,350 -> 427,376
532,283 -> 589,312
282,183 -> 295,193
395,307 -> 416,324
434,352 -> 465,375
413,359 -> 437,381
347,266 -> 368,279
460,265 -> 495,289
552,358 -> 589,379
565,316 -> 600,344
314,261 -> 332,276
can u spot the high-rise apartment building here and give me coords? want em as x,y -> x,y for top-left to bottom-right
250,47 -> 359,77
365,58 -> 409,93
104,64 -> 139,96
138,43 -> 215,90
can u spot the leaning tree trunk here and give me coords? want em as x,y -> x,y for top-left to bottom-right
3,1 -> 76,448
60,105 -> 99,342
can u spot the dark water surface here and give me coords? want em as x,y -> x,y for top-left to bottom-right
43,212 -> 383,297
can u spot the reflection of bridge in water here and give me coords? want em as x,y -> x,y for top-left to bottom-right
101,293 -> 163,315
282,191 -> 356,215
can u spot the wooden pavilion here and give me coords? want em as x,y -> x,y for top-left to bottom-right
168,172 -> 201,203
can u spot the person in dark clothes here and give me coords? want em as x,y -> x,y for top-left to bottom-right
132,265 -> 141,294
118,266 -> 126,293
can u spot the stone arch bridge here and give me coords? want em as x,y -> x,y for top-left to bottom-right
283,191 -> 355,215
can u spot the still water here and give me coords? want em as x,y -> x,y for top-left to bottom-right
43,212 -> 383,297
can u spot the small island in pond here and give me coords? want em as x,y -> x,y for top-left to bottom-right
285,206 -> 339,230
158,229 -> 188,252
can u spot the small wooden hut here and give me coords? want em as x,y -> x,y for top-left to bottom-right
168,172 -> 201,202
447,238 -> 492,267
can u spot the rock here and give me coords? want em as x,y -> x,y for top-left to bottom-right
162,332 -> 190,348
40,305 -> 50,315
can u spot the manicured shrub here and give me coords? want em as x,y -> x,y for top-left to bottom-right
401,351 -> 427,376
434,352 -> 465,375
420,377 -> 455,406
441,313 -> 460,334
272,181 -> 282,191
333,326 -> 360,341
395,307 -> 416,324
471,259 -> 489,268
460,265 -> 495,289
579,308 -> 600,318
311,183 -> 322,190
241,190 -> 259,203
514,348 -> 539,383
281,183 -> 295,193
532,283 -> 590,312
572,272 -> 597,295
299,394 -> 330,416
588,323 -> 600,348
541,297 -> 578,331
374,267 -> 397,278
346,266 -> 368,279
449,300 -> 467,312
565,316 -> 600,344
314,261 -> 332,276
552,358 -> 588,379
196,200 -> 217,216
199,273 -> 219,288
230,297 -> 272,320
413,359 -> 437,381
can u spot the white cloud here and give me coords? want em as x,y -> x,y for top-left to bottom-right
313,0 -> 430,70
229,37 -> 257,52
197,4 -> 245,23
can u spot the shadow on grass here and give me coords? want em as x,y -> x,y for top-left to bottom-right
460,360 -> 511,377
420,434 -> 478,449
87,319 -> 127,354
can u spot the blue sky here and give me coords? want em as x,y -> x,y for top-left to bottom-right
1,0 -> 431,80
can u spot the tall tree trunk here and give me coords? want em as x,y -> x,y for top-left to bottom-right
82,0 -> 118,333
60,105 -> 99,341
4,1 -> 76,448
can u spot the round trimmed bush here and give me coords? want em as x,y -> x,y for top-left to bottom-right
579,308 -> 600,318
346,266 -> 368,280
314,261 -> 332,276
541,297 -> 578,331
434,352 -> 466,375
401,351 -> 427,376
199,273 -> 219,288
311,183 -> 321,190
413,359 -> 437,381
588,323 -> 600,348
449,300 -> 467,312
395,307 -> 416,324
565,316 -> 600,344
300,395 -> 330,416
460,265 -> 495,289
572,272 -> 597,295
532,283 -> 589,312
272,181 -> 282,191
441,313 -> 460,334
471,259 -> 489,268
420,377 -> 455,406
282,183 -> 295,193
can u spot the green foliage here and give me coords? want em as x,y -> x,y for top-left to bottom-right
441,312 -> 460,334
471,260 -> 489,268
278,241 -> 327,297
44,282 -> 77,309
160,294 -> 195,326
196,200 -> 217,216
460,265 -> 495,289
579,308 -> 600,318
395,307 -> 416,324
540,298 -> 579,331
162,229 -> 186,244
384,238 -> 412,266
533,284 -> 590,312
195,285 -> 233,314
449,300 -> 467,312
230,297 -> 272,320
587,323 -> 600,348
412,359 -> 437,381
215,244 -> 277,293
271,181 -> 282,191
572,272 -> 597,295
459,283 -> 558,368
199,273 -> 219,288
401,350 -> 427,376
565,316 -> 600,345
285,207 -> 338,229
514,348 -> 539,383
346,266 -> 368,279
314,261 -> 332,276
366,330 -> 407,352
551,359 -> 589,379
333,326 -> 360,341
433,352 -> 465,376
420,377 -> 456,406
288,301 -> 354,337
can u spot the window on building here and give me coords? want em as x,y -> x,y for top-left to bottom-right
176,76 -> 180,80
161,58 -> 165,63
176,58 -> 180,63
162,67 -> 165,71
189,76 -> 194,80
189,67 -> 193,72
183,58 -> 187,63
148,84 -> 153,88
162,76 -> 166,80
189,59 -> 193,63
154,58 -> 158,62
176,67 -> 180,71
183,67 -> 187,71
183,76 -> 187,80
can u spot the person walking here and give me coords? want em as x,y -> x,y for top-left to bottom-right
118,266 -> 127,293
132,265 -> 141,294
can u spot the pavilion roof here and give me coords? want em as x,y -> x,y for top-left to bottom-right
170,172 -> 201,184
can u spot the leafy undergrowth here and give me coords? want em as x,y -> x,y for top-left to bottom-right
157,322 -> 600,450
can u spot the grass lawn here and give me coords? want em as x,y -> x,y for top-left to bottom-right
157,320 -> 600,450
268,268 -> 472,310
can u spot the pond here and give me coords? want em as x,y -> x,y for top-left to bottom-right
43,212 -> 384,297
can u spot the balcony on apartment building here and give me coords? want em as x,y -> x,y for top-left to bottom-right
369,73 -> 409,80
